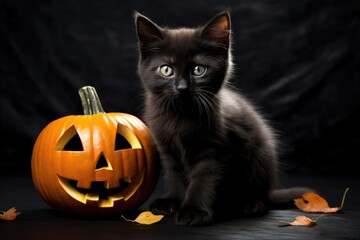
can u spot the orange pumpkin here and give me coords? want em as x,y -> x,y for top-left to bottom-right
31,86 -> 158,216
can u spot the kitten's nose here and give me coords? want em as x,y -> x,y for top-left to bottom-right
176,79 -> 189,92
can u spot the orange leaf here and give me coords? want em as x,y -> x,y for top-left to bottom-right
278,215 -> 321,227
0,207 -> 21,221
294,187 -> 350,213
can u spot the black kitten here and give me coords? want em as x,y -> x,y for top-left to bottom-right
135,12 -> 311,226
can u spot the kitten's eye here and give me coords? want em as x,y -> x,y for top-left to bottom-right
159,65 -> 174,77
192,65 -> 207,77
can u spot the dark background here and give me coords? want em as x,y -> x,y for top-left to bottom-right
1,0 -> 360,176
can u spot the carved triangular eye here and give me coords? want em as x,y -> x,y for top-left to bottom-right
63,132 -> 83,151
56,126 -> 84,151
115,132 -> 132,151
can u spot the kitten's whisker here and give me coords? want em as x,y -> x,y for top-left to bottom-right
198,94 -> 213,127
193,89 -> 218,128
204,94 -> 218,114
199,97 -> 211,127
196,89 -> 219,120
193,95 -> 205,123
152,95 -> 174,122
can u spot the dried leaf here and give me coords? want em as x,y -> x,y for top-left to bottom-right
0,207 -> 21,221
294,187 -> 350,213
122,211 -> 164,225
278,215 -> 322,227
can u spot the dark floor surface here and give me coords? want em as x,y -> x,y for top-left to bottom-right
1,173 -> 359,240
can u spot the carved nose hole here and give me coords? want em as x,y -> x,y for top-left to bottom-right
95,153 -> 112,170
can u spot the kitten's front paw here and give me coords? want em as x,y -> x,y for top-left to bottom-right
176,206 -> 214,226
150,198 -> 180,216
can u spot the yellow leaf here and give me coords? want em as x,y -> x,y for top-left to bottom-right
0,207 -> 21,221
122,211 -> 164,225
294,187 -> 350,213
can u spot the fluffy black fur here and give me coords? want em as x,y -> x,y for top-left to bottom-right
135,11 -> 311,226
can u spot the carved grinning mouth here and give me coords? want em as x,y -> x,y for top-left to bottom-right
57,170 -> 144,208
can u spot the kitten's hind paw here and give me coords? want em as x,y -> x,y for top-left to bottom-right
150,198 -> 180,216
176,206 -> 214,226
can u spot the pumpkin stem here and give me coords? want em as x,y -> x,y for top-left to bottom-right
78,86 -> 105,115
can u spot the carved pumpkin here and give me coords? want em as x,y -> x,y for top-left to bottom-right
31,86 -> 158,216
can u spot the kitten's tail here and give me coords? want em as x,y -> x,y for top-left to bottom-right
269,187 -> 315,209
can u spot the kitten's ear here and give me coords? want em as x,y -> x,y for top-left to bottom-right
201,12 -> 231,47
135,12 -> 164,49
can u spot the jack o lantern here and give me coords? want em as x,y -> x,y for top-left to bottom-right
31,86 -> 158,216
